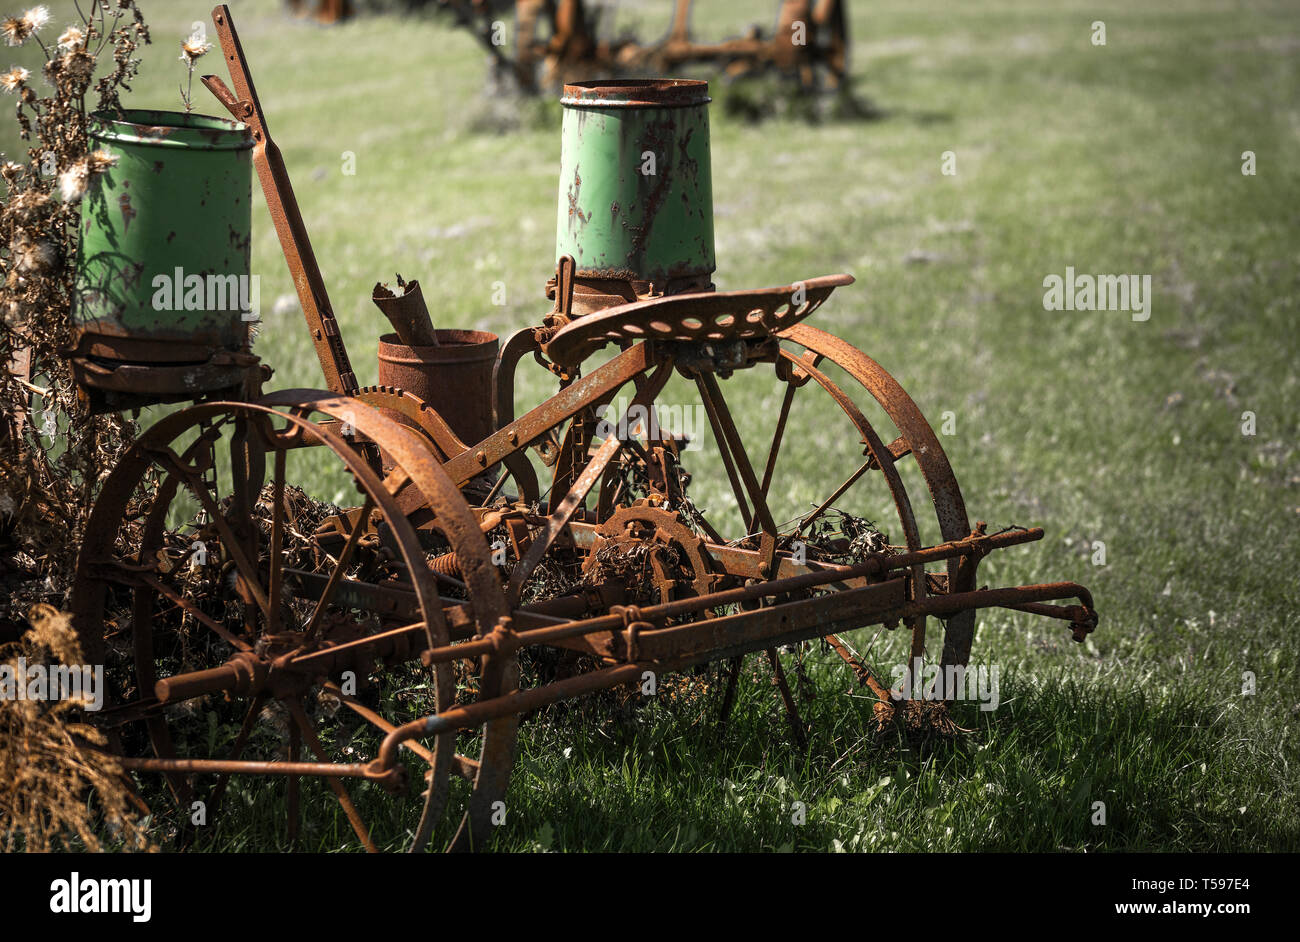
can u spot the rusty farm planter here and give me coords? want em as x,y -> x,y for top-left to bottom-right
71,109 -> 256,409
64,6 -> 1103,853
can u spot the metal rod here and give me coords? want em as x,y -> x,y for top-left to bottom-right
378,663 -> 647,771
422,526 -> 1048,667
205,4 -> 361,396
115,756 -> 376,778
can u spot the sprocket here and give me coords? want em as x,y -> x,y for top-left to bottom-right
581,500 -> 717,607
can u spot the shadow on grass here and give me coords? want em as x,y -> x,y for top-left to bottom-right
143,661 -> 1297,852
718,78 -> 890,125
495,666 -> 1298,851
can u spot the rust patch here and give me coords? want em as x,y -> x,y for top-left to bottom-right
117,192 -> 136,233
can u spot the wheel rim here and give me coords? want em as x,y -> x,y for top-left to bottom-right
70,393 -> 516,852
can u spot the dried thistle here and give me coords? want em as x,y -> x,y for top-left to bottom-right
20,5 -> 47,33
2,5 -> 48,48
0,63 -> 27,91
0,3 -> 153,841
0,1 -> 150,627
0,605 -> 153,852
177,28 -> 210,113
54,148 -> 113,202
56,155 -> 87,200
87,147 -> 116,173
55,25 -> 83,53
179,28 -> 210,63
10,229 -> 58,275
0,19 -> 23,47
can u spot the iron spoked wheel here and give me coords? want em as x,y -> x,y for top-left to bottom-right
777,324 -> 978,671
623,326 -> 977,718
70,392 -> 517,852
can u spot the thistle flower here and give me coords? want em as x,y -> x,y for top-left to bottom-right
2,6 -> 46,46
1,19 -> 28,47
7,189 -> 50,222
178,29 -> 213,113
58,158 -> 87,202
179,30 -> 211,64
61,48 -> 93,83
87,149 -> 118,174
57,148 -> 117,202
0,65 -> 28,92
11,230 -> 58,274
21,5 -> 47,33
56,25 -> 83,52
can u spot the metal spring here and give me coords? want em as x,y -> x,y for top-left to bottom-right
428,552 -> 462,578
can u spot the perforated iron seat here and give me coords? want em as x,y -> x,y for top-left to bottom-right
543,273 -> 854,366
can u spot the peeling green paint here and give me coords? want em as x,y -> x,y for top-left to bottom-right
555,81 -> 715,285
74,109 -> 253,354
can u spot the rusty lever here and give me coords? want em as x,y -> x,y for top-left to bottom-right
203,4 -> 360,398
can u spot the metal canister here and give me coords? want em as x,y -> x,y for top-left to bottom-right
377,331 -> 500,448
555,80 -> 715,293
73,109 -> 253,363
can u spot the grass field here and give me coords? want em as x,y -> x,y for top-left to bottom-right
5,0 -> 1298,851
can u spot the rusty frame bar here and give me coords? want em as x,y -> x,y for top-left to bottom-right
202,5 -> 359,396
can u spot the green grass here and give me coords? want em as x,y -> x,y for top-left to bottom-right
7,0 -> 1298,850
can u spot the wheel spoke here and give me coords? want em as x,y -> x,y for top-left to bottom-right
287,718 -> 301,847
766,647 -> 807,749
207,693 -> 267,818
231,415 -> 267,635
151,448 -> 271,620
792,458 -> 872,541
482,466 -> 510,504
286,698 -> 378,853
695,371 -> 778,536
141,572 -> 252,653
267,448 -> 287,634
694,374 -> 753,533
761,387 -> 796,500
908,616 -> 928,671
324,681 -> 480,780
823,633 -> 892,705
302,494 -> 375,643
508,432 -> 624,606
717,656 -> 743,732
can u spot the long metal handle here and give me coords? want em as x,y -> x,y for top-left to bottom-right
202,4 -> 358,397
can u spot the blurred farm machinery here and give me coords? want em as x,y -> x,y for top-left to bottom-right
433,0 -> 851,95
67,5 -> 1096,851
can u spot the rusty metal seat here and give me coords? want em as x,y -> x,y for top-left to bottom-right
542,273 -> 854,367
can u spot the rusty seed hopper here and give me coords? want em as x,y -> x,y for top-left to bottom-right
68,4 -> 1097,853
